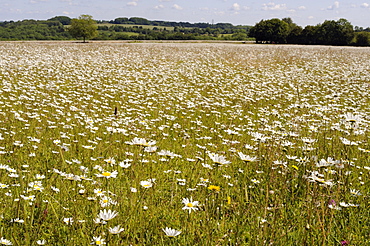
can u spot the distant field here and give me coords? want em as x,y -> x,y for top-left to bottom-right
97,23 -> 175,31
99,30 -> 140,37
0,42 -> 369,245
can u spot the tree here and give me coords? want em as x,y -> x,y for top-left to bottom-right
315,19 -> 354,45
68,15 -> 98,42
300,25 -> 319,44
113,17 -> 129,24
48,16 -> 71,25
353,32 -> 370,46
249,18 -> 289,43
282,18 -> 303,44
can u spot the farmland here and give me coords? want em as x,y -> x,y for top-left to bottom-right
0,42 -> 369,245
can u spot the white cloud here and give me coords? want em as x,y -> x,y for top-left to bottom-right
172,4 -> 183,10
231,3 -> 240,11
327,1 -> 339,10
298,6 -> 306,10
154,4 -> 164,9
59,0 -> 74,4
127,1 -> 137,6
29,0 -> 48,3
262,2 -> 287,11
159,0 -> 171,2
230,3 -> 250,11
360,2 -> 370,8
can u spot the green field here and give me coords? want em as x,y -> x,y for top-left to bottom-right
0,42 -> 369,245
97,23 -> 176,31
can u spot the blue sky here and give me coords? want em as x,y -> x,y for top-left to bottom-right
1,0 -> 369,27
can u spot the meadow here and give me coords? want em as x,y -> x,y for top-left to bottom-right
0,42 -> 369,245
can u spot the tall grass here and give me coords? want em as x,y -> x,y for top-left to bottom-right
0,42 -> 369,245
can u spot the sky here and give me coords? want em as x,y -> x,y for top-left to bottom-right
1,0 -> 370,27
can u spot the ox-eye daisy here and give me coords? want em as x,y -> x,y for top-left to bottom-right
163,227 -> 181,237
99,209 -> 118,221
182,197 -> 199,213
95,170 -> 118,179
90,236 -> 106,245
108,225 -> 124,234
0,237 -> 12,245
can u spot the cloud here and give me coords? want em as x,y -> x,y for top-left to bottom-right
230,3 -> 250,11
327,1 -> 339,10
59,0 -> 73,4
231,3 -> 240,11
154,4 -> 164,9
159,0 -> 171,2
127,1 -> 137,6
360,2 -> 370,8
298,6 -> 306,10
29,0 -> 48,3
262,2 -> 287,11
172,4 -> 183,10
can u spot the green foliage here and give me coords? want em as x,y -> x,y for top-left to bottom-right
249,17 -> 361,46
0,19 -> 70,40
352,32 -> 370,46
48,16 -> 72,25
68,15 -> 98,42
0,15 -> 368,44
315,19 -> 354,45
249,18 -> 289,43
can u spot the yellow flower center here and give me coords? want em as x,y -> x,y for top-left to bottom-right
102,172 -> 111,177
186,203 -> 193,207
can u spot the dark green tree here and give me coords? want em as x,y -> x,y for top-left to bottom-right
316,19 -> 354,45
282,18 -> 303,44
48,16 -> 71,25
68,15 -> 98,42
129,17 -> 150,25
113,17 -> 129,24
249,18 -> 289,43
353,32 -> 370,46
300,25 -> 319,44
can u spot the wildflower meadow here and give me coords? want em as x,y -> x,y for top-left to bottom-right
0,42 -> 369,245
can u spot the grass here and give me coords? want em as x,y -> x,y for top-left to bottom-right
0,42 -> 369,245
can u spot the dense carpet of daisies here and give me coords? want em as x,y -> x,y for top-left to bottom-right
0,42 -> 369,245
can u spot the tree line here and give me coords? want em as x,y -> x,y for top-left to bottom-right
249,17 -> 370,46
0,16 -> 250,41
0,19 -> 71,40
108,17 -> 240,30
0,15 -> 369,45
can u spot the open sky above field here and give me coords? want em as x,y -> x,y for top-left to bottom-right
1,0 -> 369,27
